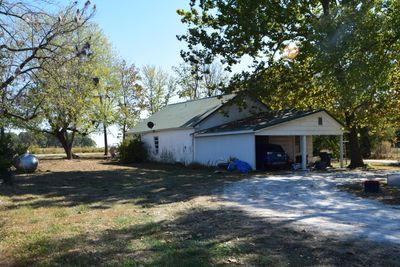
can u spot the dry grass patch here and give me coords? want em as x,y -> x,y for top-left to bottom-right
29,146 -> 104,154
338,181 -> 400,205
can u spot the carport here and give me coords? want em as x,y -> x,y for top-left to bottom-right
194,109 -> 345,170
254,109 -> 345,170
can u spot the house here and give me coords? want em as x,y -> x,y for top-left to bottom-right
127,94 -> 345,170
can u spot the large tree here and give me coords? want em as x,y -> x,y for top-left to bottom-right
178,0 -> 400,167
89,31 -> 119,156
140,65 -> 175,114
0,0 -> 94,180
115,60 -> 143,141
173,61 -> 228,100
0,0 -> 95,123
27,25 -> 116,159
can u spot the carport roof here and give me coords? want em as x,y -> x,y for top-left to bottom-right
195,109 -> 338,134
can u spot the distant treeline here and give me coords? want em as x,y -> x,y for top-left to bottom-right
8,131 -> 96,148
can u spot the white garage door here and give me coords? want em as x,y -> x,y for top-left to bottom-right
195,133 -> 256,168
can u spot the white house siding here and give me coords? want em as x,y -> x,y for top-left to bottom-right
196,97 -> 268,131
141,129 -> 194,164
255,111 -> 343,136
195,133 -> 256,168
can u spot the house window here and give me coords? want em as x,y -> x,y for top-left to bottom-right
154,136 -> 159,154
318,117 -> 323,125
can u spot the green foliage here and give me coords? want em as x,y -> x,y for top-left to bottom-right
114,60 -> 143,140
17,131 -> 47,147
73,135 -> 96,147
313,136 -> 339,159
118,139 -> 148,163
396,129 -> 400,148
20,23 -> 117,159
173,61 -> 228,100
0,1 -> 95,122
0,138 -> 14,183
140,65 -> 176,114
0,133 -> 28,184
11,131 -> 96,148
89,32 -> 120,145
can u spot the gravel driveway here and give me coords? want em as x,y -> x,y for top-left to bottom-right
221,170 -> 400,244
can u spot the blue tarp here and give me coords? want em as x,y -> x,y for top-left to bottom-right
227,159 -> 252,173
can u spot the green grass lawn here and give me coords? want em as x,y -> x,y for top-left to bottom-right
1,159 -> 399,266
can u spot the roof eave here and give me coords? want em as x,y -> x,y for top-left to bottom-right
127,126 -> 194,135
193,130 -> 254,137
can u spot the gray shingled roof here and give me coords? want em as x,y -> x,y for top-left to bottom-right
195,109 -> 327,134
127,94 -> 236,134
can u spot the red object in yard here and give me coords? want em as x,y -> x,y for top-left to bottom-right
364,180 -> 380,193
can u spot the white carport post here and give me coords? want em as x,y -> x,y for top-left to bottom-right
339,134 -> 344,168
300,135 -> 307,170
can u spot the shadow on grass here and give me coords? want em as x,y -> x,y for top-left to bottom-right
11,207 -> 400,267
0,162 -> 243,210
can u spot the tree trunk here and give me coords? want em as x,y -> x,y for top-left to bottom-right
103,124 -> 108,156
348,126 -> 364,168
320,0 -> 330,16
0,126 -> 4,142
63,142 -> 73,160
56,131 -> 73,160
345,114 -> 364,168
122,123 -> 126,142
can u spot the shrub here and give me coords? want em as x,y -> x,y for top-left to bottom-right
313,136 -> 339,158
0,152 -> 13,184
118,139 -> 148,163
0,134 -> 27,185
